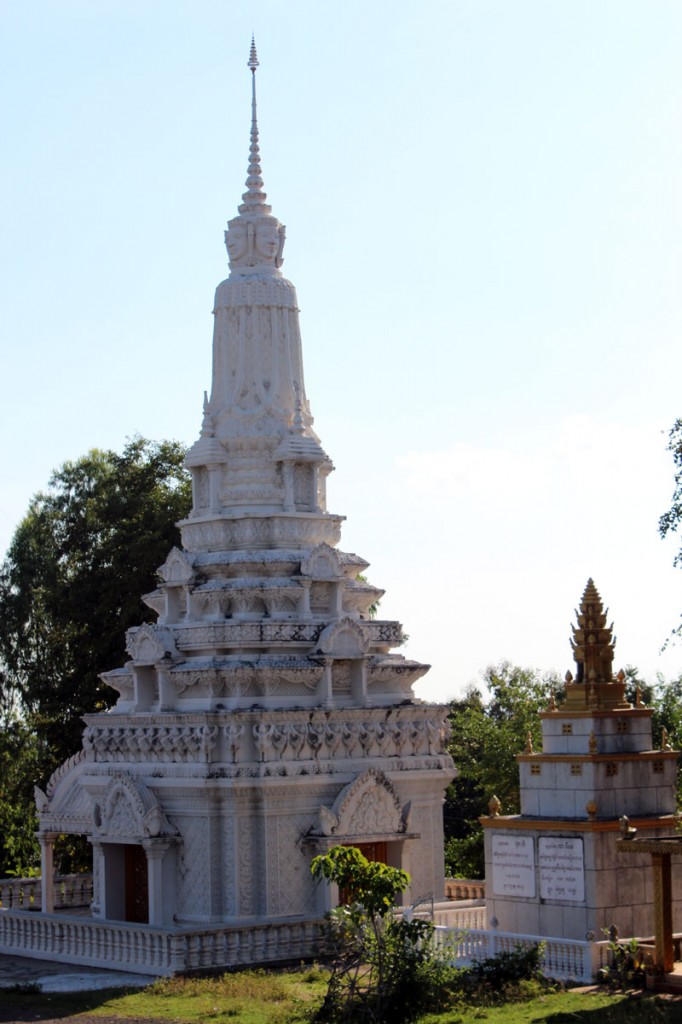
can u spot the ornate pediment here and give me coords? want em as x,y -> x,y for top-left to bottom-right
158,547 -> 196,585
315,618 -> 368,658
126,624 -> 177,664
316,768 -> 406,838
301,543 -> 343,579
94,772 -> 176,840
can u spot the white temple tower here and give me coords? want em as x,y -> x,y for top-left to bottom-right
31,44 -> 454,970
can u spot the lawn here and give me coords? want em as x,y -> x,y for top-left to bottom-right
1,970 -> 681,1024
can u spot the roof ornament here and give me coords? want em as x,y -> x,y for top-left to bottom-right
224,38 -> 286,275
240,36 -> 268,214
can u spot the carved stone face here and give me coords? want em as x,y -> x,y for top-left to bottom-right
255,222 -> 280,260
225,223 -> 247,262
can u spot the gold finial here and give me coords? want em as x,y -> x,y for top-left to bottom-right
635,686 -> 642,708
588,683 -> 598,708
524,731 -> 534,754
488,795 -> 502,817
661,727 -> 672,752
548,690 -> 557,711
589,730 -> 598,754
586,800 -> 598,820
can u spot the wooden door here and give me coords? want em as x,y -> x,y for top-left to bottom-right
124,844 -> 149,923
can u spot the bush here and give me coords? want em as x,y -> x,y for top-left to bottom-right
311,846 -> 460,1023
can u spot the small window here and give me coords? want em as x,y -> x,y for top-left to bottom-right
653,761 -> 664,774
530,764 -> 541,775
562,724 -> 573,735
605,763 -> 619,777
616,720 -> 629,734
570,764 -> 582,776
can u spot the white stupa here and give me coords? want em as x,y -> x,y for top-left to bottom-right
28,43 -> 454,973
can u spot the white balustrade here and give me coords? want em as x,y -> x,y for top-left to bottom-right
0,909 -> 325,976
0,874 -> 93,911
435,926 -> 611,984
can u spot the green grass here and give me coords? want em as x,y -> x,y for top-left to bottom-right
1,969 -> 680,1024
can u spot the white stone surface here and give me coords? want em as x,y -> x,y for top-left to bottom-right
29,46 -> 453,973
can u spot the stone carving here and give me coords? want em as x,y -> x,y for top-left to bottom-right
158,547 -> 196,585
300,543 -> 343,579
341,722 -> 359,755
100,668 -> 134,704
238,818 -> 256,915
225,724 -> 245,762
45,750 -> 87,798
126,624 -> 177,664
97,773 -> 177,839
317,768 -> 405,838
315,618 -> 368,658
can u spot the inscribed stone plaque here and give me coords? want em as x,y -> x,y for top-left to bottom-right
539,837 -> 585,902
491,834 -> 536,897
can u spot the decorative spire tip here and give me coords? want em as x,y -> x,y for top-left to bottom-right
248,36 -> 259,73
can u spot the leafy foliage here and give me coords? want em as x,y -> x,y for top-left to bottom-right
598,932 -> 646,991
311,845 -> 455,1023
0,714 -> 41,875
469,942 -> 545,985
659,418 -> 682,641
0,437 -> 190,873
444,662 -> 561,878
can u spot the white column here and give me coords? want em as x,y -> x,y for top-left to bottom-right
282,462 -> 295,511
298,579 -> 312,620
143,840 -> 172,927
208,466 -> 221,511
38,832 -> 56,914
321,657 -> 334,707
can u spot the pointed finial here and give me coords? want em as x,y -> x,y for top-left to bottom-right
248,35 -> 259,73
240,36 -> 268,213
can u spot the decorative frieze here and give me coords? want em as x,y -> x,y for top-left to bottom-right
82,709 -> 452,768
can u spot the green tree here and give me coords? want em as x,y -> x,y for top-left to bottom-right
0,437 -> 190,871
311,846 -> 443,1023
444,662 -> 561,879
660,418 -> 682,642
0,711 -> 42,876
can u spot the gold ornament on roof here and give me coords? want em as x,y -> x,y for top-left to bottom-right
586,800 -> 598,820
589,730 -> 598,754
562,580 -> 631,711
488,795 -> 502,817
524,731 -> 534,754
661,728 -> 672,752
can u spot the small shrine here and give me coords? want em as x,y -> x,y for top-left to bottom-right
10,44 -> 453,975
482,579 -> 681,947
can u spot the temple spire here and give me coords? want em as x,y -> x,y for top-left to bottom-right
240,36 -> 268,214
570,578 -> 616,684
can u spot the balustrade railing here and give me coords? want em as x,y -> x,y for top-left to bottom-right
0,874 -> 93,911
435,926 -> 611,984
0,882 -> 609,983
0,909 -> 325,975
444,878 -> 485,901
433,902 -> 486,930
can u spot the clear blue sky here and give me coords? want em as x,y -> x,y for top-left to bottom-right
2,1 -> 681,700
